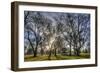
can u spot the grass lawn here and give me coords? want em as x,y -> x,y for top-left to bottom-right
24,53 -> 90,62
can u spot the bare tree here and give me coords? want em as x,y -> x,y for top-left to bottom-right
24,11 -> 90,60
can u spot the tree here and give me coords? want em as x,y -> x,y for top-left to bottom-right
24,12 -> 43,57
63,13 -> 90,56
74,14 -> 90,56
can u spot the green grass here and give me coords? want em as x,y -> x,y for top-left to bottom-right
24,53 -> 90,62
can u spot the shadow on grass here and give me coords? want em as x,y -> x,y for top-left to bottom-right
24,53 -> 90,62
55,55 -> 90,61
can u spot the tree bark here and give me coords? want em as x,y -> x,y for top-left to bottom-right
27,31 -> 35,56
69,37 -> 72,56
48,49 -> 51,60
34,41 -> 38,57
40,45 -> 44,55
54,48 -> 57,56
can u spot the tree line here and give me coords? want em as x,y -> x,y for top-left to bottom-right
24,11 -> 90,59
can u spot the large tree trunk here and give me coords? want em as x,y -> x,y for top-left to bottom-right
48,39 -> 52,60
28,38 -> 35,56
76,48 -> 80,56
69,38 -> 72,56
40,43 -> 44,55
74,43 -> 77,56
48,49 -> 51,60
34,48 -> 37,57
54,48 -> 57,57
27,31 -> 35,56
34,42 -> 38,57
41,46 -> 44,55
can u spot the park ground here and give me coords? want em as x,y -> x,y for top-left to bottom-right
24,53 -> 90,62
